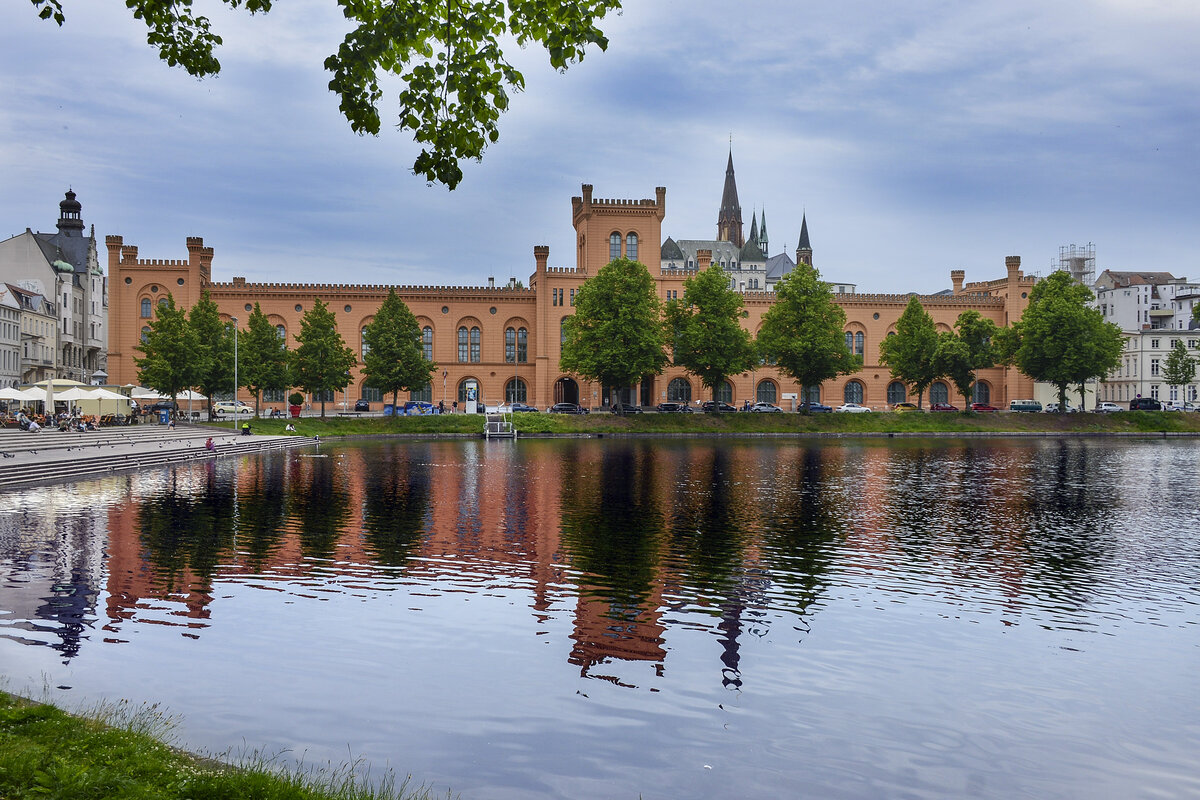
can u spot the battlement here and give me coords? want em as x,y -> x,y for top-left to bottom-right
546,266 -> 577,274
841,292 -> 1005,305
591,197 -> 659,207
207,280 -> 537,295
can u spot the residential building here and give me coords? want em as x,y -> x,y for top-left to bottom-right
0,287 -> 21,388
8,282 -> 58,385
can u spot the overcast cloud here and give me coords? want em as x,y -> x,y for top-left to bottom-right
2,0 -> 1197,293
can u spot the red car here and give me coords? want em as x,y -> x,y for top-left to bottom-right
929,403 -> 959,412
969,403 -> 999,412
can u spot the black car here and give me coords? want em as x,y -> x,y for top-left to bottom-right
148,400 -> 177,413
701,401 -> 739,413
510,402 -> 540,413
1129,397 -> 1162,410
548,402 -> 586,414
655,402 -> 693,413
354,399 -> 371,411
611,402 -> 643,415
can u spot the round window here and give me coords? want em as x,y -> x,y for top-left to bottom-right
150,285 -> 158,293
295,304 -> 303,313
244,304 -> 252,312
489,307 -> 497,315
1021,292 -> 1028,298
124,277 -> 132,285
873,313 -> 880,320
344,305 -> 352,313
177,278 -> 185,286
442,306 -> 449,314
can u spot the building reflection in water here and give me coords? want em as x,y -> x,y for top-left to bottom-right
0,438 -> 1142,683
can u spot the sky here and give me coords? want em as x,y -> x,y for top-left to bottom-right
2,0 -> 1198,294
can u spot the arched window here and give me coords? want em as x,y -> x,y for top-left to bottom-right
756,380 -> 777,404
667,377 -> 692,403
887,381 -> 907,405
517,328 -> 527,363
140,326 -> 150,343
505,327 -> 516,363
802,385 -> 821,405
626,232 -> 638,262
361,327 -> 370,359
855,332 -> 865,355
140,298 -> 151,318
410,384 -> 432,403
505,378 -> 527,403
158,297 -> 168,307
422,326 -> 433,360
561,319 -> 568,345
844,331 -> 854,351
844,380 -> 865,404
715,380 -> 733,403
973,382 -> 990,404
458,327 -> 469,362
470,326 -> 481,362
930,382 -> 949,405
276,324 -> 286,340
361,385 -> 382,402
609,232 -> 622,261
457,379 -> 479,404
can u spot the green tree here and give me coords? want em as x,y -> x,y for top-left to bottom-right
29,0 -> 620,189
1163,340 -> 1196,409
188,290 -> 235,421
240,303 -> 292,416
291,298 -> 358,419
134,295 -> 198,411
1006,271 -> 1124,411
665,264 -> 756,407
560,257 -> 668,397
361,289 -> 437,411
932,311 -> 997,409
756,262 -> 860,413
878,296 -> 938,408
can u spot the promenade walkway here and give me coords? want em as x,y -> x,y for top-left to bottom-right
0,423 -> 316,491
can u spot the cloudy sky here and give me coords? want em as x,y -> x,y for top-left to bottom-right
3,0 -> 1197,293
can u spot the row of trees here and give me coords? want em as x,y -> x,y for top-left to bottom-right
135,289 -> 435,419
561,258 -> 1139,413
561,258 -> 863,413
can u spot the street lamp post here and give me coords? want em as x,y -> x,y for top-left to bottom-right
232,317 -> 238,415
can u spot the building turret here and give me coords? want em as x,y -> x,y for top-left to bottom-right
716,150 -> 744,247
796,214 -> 812,266
56,189 -> 84,236
759,209 -> 769,257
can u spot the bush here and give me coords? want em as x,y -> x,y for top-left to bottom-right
288,392 -> 304,406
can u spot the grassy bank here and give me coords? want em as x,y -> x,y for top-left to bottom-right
207,410 -> 1200,438
0,692 -> 444,800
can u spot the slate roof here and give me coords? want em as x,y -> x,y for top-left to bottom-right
765,252 -> 795,281
1096,270 -> 1179,288
660,237 -> 684,260
797,214 -> 811,251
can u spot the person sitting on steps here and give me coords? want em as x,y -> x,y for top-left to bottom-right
241,421 -> 251,436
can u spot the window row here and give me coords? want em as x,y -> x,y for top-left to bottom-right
609,231 -> 639,262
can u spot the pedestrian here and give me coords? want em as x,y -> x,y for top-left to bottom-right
241,421 -> 251,436
438,400 -> 445,414
284,422 -> 296,432
452,400 -> 458,414
205,437 -> 215,451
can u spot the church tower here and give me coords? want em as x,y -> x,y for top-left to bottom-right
56,189 -> 85,237
796,214 -> 812,266
759,209 -> 769,257
716,150 -> 744,247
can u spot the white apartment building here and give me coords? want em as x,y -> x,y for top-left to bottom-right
1094,270 -> 1200,405
0,288 -> 21,388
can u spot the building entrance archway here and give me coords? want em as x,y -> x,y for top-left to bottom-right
555,377 -> 579,405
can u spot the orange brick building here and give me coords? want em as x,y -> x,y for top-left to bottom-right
104,180 -> 1034,410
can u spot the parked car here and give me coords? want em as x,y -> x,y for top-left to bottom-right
655,402 -> 693,413
1129,397 -> 1162,410
929,403 -> 959,412
892,402 -> 922,413
1008,399 -> 1043,412
354,398 -> 371,411
749,402 -> 782,413
1043,402 -> 1078,413
611,402 -> 643,415
835,402 -> 872,413
548,402 -> 587,414
147,400 -> 178,413
510,402 -> 540,413
212,401 -> 253,416
1094,402 -> 1123,413
701,401 -> 739,413
969,403 -> 999,413
798,402 -> 833,413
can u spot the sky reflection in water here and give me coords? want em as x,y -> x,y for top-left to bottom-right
1,438 -> 1198,799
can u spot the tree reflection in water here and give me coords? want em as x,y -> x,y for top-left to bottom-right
236,456 -> 289,570
287,454 -> 350,560
361,444 -> 432,567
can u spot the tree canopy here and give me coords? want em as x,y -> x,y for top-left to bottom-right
291,298 -> 359,419
188,291 -> 235,421
756,263 -> 860,411
239,303 -> 292,415
29,0 -> 620,188
1002,270 -> 1123,410
1163,340 -> 1196,406
134,295 -> 198,406
665,264 -> 757,405
878,296 -> 938,408
361,289 -> 437,409
932,310 -> 997,408
560,257 -> 668,394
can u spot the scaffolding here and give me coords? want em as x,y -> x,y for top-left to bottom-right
1057,243 -> 1096,286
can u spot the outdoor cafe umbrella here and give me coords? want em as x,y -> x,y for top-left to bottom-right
86,388 -> 131,416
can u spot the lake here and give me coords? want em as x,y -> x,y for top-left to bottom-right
1,437 -> 1198,799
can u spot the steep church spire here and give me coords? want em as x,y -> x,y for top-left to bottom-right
716,149 -> 744,247
796,213 -> 812,266
759,209 -> 769,256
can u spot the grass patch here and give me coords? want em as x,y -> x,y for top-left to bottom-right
205,410 -> 1200,438
0,691 -> 448,800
